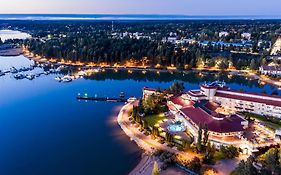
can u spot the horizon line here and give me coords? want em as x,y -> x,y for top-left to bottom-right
0,14 -> 280,20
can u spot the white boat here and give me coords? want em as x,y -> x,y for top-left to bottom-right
56,65 -> 65,72
77,70 -> 87,77
14,74 -> 25,79
54,77 -> 62,81
93,68 -> 101,73
26,74 -> 35,80
10,67 -> 18,73
61,76 -> 72,83
127,96 -> 137,103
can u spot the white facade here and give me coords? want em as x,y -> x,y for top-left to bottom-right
214,91 -> 281,118
259,66 -> 281,76
241,32 -> 251,40
219,31 -> 229,37
198,83 -> 281,118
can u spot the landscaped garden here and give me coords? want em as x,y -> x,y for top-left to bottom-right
241,112 -> 281,130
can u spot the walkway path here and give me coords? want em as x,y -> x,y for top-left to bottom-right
117,101 -> 198,175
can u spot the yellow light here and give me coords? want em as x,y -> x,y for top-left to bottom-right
155,64 -> 161,68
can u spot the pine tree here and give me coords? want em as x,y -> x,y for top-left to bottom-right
250,59 -> 258,70
203,124 -> 209,146
197,123 -> 203,152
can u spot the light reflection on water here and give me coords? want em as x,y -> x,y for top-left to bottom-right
0,55 -> 280,175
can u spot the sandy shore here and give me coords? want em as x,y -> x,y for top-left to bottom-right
117,102 -> 154,175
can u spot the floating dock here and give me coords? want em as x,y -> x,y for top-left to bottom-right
76,96 -> 127,102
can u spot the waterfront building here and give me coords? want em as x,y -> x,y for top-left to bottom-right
198,82 -> 281,118
143,81 -> 281,154
259,65 -> 281,76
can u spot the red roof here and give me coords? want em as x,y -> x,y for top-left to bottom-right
187,91 -> 206,97
215,92 -> 281,107
180,107 -> 245,133
204,101 -> 220,111
170,96 -> 194,107
143,87 -> 156,92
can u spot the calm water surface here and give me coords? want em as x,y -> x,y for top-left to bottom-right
0,55 -> 280,175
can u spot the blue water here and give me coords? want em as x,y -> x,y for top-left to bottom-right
0,14 -> 280,20
0,55 -> 280,175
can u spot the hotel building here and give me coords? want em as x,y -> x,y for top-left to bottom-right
143,82 -> 281,153
199,82 -> 281,118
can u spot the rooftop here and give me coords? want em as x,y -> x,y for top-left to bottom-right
170,96 -> 194,108
215,91 -> 281,107
180,107 -> 245,133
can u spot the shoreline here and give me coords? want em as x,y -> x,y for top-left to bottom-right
117,101 -> 199,175
22,51 -> 243,74
117,102 -> 153,175
23,52 -> 281,89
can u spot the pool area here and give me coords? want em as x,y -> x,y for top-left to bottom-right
167,121 -> 186,132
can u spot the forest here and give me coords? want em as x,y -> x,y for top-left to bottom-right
1,20 -> 281,70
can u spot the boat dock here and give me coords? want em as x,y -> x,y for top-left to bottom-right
77,96 -> 127,102
76,92 -> 137,103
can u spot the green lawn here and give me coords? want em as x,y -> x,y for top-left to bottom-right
252,115 -> 280,130
143,113 -> 166,127
242,112 -> 281,130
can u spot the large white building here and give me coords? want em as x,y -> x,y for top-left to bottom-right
259,65 -> 281,76
143,83 -> 280,154
199,82 -> 281,118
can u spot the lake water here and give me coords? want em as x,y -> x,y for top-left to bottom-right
0,14 -> 280,20
0,55 -> 280,175
0,30 -> 31,42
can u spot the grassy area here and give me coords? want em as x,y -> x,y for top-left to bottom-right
143,113 -> 166,127
241,112 -> 281,130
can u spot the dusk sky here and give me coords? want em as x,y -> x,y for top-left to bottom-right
1,0 -> 281,16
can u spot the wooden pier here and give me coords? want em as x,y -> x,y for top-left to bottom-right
76,96 -> 127,103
